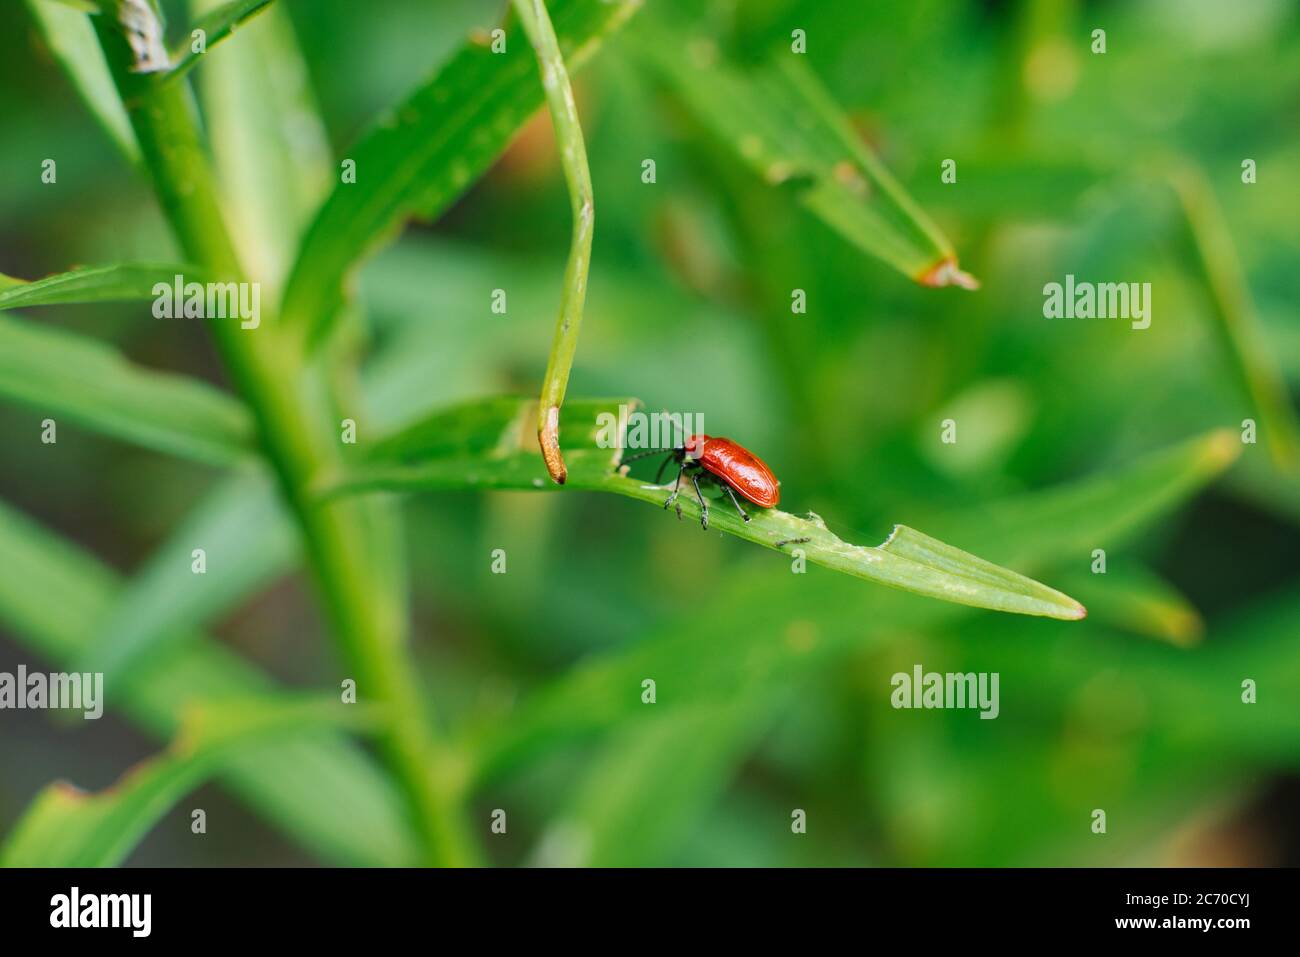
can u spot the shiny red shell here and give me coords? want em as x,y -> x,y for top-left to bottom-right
683,434 -> 780,508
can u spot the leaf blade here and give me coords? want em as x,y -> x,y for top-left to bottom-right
536,702 -> 768,867
630,15 -> 974,287
189,0 -> 331,296
24,0 -> 141,164
0,499 -> 415,866
279,0 -> 644,346
166,0 -> 277,81
0,313 -> 254,466
1171,163 -> 1300,471
0,694 -> 376,868
327,395 -> 1084,620
79,469 -> 299,678
0,262 -> 202,311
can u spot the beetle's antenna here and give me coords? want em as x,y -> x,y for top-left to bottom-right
654,451 -> 676,485
661,409 -> 687,449
619,447 -> 674,463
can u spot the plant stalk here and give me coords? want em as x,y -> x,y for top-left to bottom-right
93,2 -> 475,866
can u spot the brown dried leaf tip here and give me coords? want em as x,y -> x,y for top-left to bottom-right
539,405 -> 567,485
917,257 -> 980,290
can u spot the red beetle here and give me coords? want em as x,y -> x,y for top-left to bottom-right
624,433 -> 780,529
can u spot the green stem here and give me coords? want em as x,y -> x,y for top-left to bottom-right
514,0 -> 595,485
93,2 -> 475,865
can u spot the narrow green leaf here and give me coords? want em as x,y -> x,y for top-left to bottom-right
1053,563 -> 1203,646
0,262 -> 201,311
326,396 -> 1084,620
924,431 -> 1242,569
279,0 -> 644,346
1226,452 -> 1300,529
80,469 -> 299,678
536,702 -> 768,867
166,0 -> 277,81
0,313 -> 253,466
1170,163 -> 1300,471
39,0 -> 101,11
190,0 -> 331,296
0,694 -> 377,868
0,499 -> 415,866
25,0 -> 141,163
631,13 -> 975,288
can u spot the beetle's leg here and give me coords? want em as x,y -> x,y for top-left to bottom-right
690,472 -> 709,530
663,461 -> 685,519
722,483 -> 750,523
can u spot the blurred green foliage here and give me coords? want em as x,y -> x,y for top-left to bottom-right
0,0 -> 1298,866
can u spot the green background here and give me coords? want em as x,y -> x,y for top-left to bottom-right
0,0 -> 1297,866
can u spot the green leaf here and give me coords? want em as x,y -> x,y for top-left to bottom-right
0,694 -> 378,867
189,0 -> 331,295
79,469 -> 299,678
0,313 -> 254,466
1226,452 -> 1300,529
25,0 -> 140,163
39,0 -> 101,11
0,499 -> 415,866
923,431 -> 1242,569
0,262 -> 201,311
279,0 -> 644,347
536,701 -> 769,867
1052,563 -> 1203,646
1170,163 -> 1300,471
166,0 -> 277,81
326,395 -> 1085,620
630,12 -> 975,288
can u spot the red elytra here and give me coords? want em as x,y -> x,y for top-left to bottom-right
621,431 -> 782,529
683,434 -> 780,508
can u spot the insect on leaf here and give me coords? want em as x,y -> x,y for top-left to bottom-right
323,395 -> 1085,620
